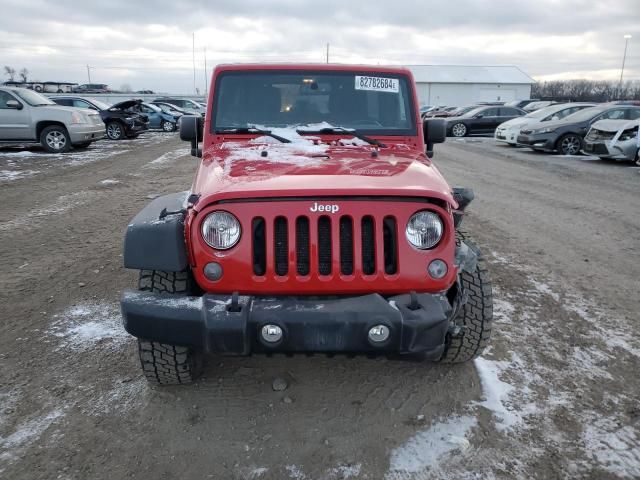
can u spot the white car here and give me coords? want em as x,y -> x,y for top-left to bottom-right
495,103 -> 595,146
583,119 -> 640,163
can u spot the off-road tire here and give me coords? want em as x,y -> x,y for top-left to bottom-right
439,232 -> 493,363
137,270 -> 203,385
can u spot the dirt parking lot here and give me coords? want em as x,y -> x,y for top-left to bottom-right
1,133 -> 639,479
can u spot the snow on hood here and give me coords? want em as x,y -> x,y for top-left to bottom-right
193,127 -> 455,206
592,119 -> 640,132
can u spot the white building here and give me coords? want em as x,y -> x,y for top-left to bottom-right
406,65 -> 535,107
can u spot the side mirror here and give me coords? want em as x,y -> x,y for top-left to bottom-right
6,100 -> 22,110
423,118 -> 446,157
475,114 -> 484,119
180,115 -> 204,157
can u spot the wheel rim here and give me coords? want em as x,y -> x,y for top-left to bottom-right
452,123 -> 466,137
45,131 -> 67,150
163,121 -> 173,131
107,123 -> 122,139
561,136 -> 581,155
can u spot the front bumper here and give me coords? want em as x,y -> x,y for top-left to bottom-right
68,124 -> 105,143
517,133 -> 557,151
583,139 -> 637,160
495,126 -> 519,144
121,291 -> 453,359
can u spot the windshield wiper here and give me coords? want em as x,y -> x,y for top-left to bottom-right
296,126 -> 386,148
215,127 -> 291,143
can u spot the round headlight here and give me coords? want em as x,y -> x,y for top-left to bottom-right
201,211 -> 241,249
406,211 -> 443,249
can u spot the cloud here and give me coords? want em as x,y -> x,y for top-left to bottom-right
1,0 -> 638,93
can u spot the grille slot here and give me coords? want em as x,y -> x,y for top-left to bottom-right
339,217 -> 354,275
318,216 -> 332,275
252,217 -> 266,276
383,216 -> 398,274
274,216 -> 288,276
361,216 -> 376,275
296,216 -> 310,276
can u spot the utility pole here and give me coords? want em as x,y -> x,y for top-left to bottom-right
619,34 -> 632,94
326,43 -> 330,63
86,64 -> 91,83
192,32 -> 196,94
204,46 -> 208,97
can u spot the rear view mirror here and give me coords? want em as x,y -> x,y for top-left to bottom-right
423,118 -> 446,157
6,100 -> 22,110
180,115 -> 204,157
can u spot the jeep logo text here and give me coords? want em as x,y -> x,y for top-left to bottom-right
310,202 -> 340,213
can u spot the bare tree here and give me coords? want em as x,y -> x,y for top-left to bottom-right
19,68 -> 29,83
4,66 -> 16,81
532,79 -> 640,102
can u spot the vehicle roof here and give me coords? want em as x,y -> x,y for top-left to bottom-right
213,63 -> 414,76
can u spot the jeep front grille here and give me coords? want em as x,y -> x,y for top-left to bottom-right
252,214 -> 399,277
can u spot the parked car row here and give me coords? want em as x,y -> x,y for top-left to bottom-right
0,87 -> 188,153
495,102 -> 640,161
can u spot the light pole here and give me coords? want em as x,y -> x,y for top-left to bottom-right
619,34 -> 632,91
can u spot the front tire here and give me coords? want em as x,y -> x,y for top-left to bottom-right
450,123 -> 467,137
439,232 -> 493,363
557,133 -> 582,155
136,270 -> 203,385
161,120 -> 176,132
40,125 -> 72,153
106,121 -> 125,140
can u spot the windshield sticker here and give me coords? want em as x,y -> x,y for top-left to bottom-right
355,76 -> 399,93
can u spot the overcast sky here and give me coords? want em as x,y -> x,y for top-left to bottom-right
2,0 -> 638,94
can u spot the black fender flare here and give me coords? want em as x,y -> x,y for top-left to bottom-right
123,191 -> 190,272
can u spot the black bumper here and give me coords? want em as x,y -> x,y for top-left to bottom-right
517,133 -> 556,150
121,291 -> 453,359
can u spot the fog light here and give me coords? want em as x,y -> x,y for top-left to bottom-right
428,259 -> 448,279
203,262 -> 223,281
261,324 -> 283,343
368,325 -> 390,343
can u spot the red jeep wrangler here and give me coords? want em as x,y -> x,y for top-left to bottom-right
121,64 -> 492,385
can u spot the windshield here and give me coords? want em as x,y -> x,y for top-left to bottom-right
14,89 -> 55,106
525,106 -> 560,119
87,98 -> 111,110
213,71 -> 416,135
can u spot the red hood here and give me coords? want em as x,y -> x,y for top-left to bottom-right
191,139 -> 455,211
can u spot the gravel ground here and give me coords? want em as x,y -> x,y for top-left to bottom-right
1,133 -> 638,479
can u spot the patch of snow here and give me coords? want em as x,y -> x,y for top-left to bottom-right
327,464 -> 362,479
89,378 -> 148,415
0,150 -> 42,157
147,148 -> 187,167
0,169 -> 39,182
386,415 -> 476,478
99,179 -> 120,185
0,409 -> 64,450
529,279 -> 560,302
582,414 -> 640,478
0,191 -> 93,232
246,467 -> 268,479
286,464 -> 307,479
49,302 -> 130,351
492,298 -> 515,323
474,357 -> 521,431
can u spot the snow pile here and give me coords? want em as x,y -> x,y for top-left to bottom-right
147,148 -> 187,167
99,179 -> 120,185
386,415 -> 476,478
474,357 -> 522,431
50,302 -> 130,351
